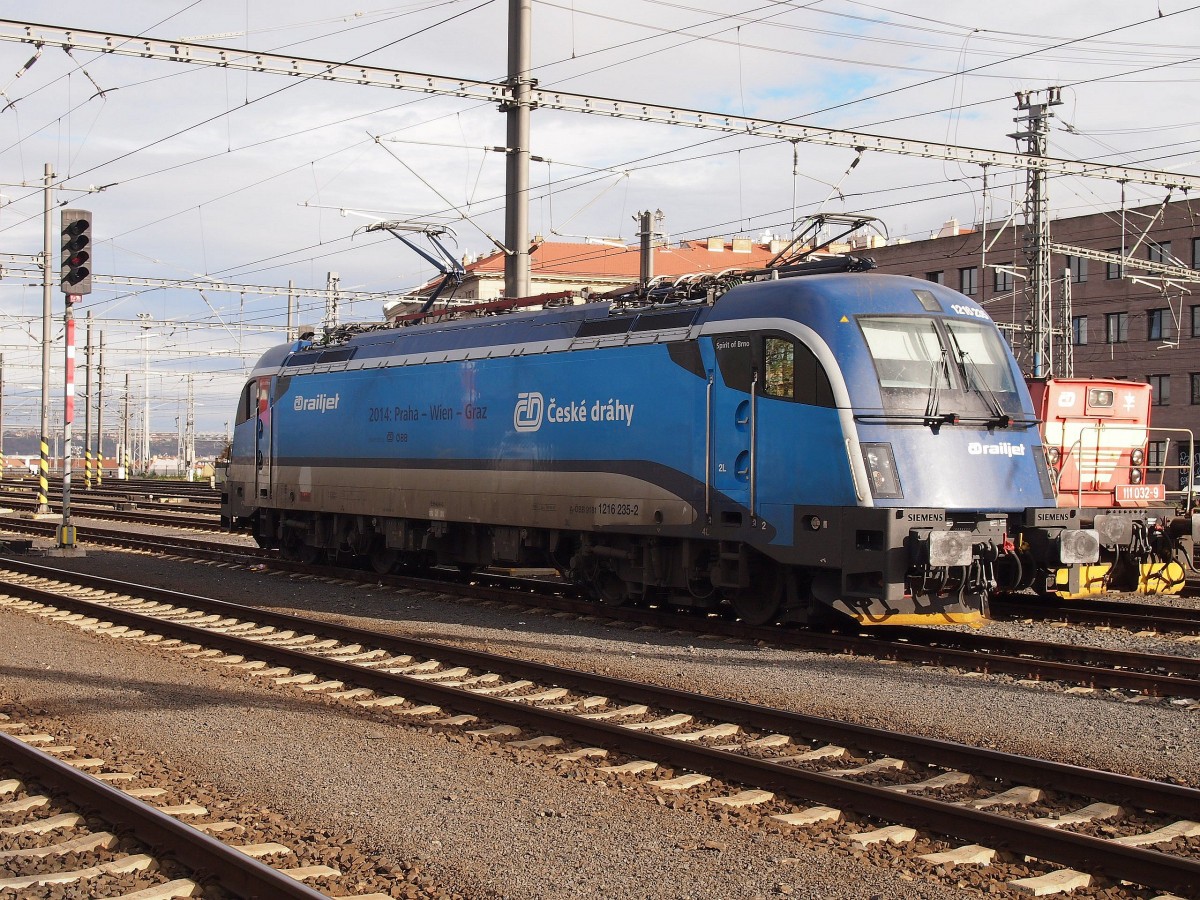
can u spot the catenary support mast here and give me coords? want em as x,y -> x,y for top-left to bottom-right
504,0 -> 532,299
1009,87 -> 1063,378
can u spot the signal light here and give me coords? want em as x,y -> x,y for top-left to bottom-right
60,209 -> 93,295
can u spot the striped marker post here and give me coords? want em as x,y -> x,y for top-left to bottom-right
84,317 -> 92,490
36,437 -> 48,512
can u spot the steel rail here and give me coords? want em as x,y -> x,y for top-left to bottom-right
0,730 -> 329,900
0,563 -> 1197,894
863,623 -> 1200,681
0,518 -> 269,562
0,490 -> 220,514
994,595 -> 1200,634
0,555 -> 1192,809
0,501 -> 223,531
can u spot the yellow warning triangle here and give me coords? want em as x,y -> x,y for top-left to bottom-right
839,315 -> 849,322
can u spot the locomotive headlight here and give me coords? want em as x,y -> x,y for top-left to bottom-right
1047,447 -> 1061,467
1131,448 -> 1144,466
860,442 -> 903,499
1130,467 -> 1143,484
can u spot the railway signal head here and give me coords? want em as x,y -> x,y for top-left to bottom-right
60,209 -> 93,295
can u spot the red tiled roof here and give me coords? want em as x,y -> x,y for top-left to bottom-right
463,239 -> 780,279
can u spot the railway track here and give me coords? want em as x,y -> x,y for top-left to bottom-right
0,499 -> 223,532
0,559 -> 1196,897
993,594 -> 1200,635
0,475 -> 219,497
4,516 -> 1200,700
0,482 -> 218,501
0,708 -> 423,898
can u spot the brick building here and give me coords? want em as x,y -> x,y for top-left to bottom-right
863,200 -> 1200,441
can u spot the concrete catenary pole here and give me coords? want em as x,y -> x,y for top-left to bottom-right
185,374 -> 195,482
504,0 -> 532,300
37,163 -> 52,513
139,314 -> 152,473
287,279 -> 295,342
638,210 -> 654,286
121,372 -> 130,481
59,293 -> 77,548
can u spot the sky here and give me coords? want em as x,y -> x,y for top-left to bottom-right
0,0 -> 1198,439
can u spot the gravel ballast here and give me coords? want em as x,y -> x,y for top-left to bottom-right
0,541 -> 1196,898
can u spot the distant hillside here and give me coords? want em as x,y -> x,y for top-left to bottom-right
0,429 -> 228,460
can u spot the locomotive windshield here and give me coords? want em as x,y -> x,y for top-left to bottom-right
859,318 -> 951,390
942,319 -> 1019,396
860,315 -> 1022,419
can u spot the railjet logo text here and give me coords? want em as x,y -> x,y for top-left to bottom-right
968,441 -> 1025,457
293,393 -> 340,413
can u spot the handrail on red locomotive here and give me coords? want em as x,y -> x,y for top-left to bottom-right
1058,424 -> 1196,513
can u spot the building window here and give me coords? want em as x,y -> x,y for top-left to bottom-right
1106,312 -> 1128,343
959,266 -> 978,296
993,268 -> 1013,293
1148,308 -> 1173,341
1191,374 -> 1200,405
926,270 -> 944,285
1071,316 -> 1087,346
1106,249 -> 1124,280
1193,237 -> 1200,269
1150,374 -> 1170,406
1067,256 -> 1087,283
1147,439 -> 1167,472
1148,241 -> 1172,264
1193,305 -> 1200,338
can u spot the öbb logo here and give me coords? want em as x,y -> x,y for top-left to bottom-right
514,392 -> 544,432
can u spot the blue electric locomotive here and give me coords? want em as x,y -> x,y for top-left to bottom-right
222,268 -> 1099,627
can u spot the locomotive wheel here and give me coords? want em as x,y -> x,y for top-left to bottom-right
370,545 -> 400,575
594,569 -> 629,607
296,544 -> 323,565
728,562 -> 783,625
280,529 -> 320,565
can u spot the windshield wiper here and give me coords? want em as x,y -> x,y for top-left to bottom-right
958,350 -> 1011,427
923,349 -> 958,430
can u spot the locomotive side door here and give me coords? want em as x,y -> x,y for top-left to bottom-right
253,375 -> 272,501
710,335 -> 754,524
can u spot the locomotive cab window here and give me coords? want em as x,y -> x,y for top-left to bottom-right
860,318 -> 949,391
235,381 -> 257,425
715,333 -> 834,407
861,316 -> 1024,419
763,338 -> 794,399
942,319 -> 1020,400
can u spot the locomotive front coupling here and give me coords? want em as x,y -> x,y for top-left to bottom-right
908,507 -> 1099,602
